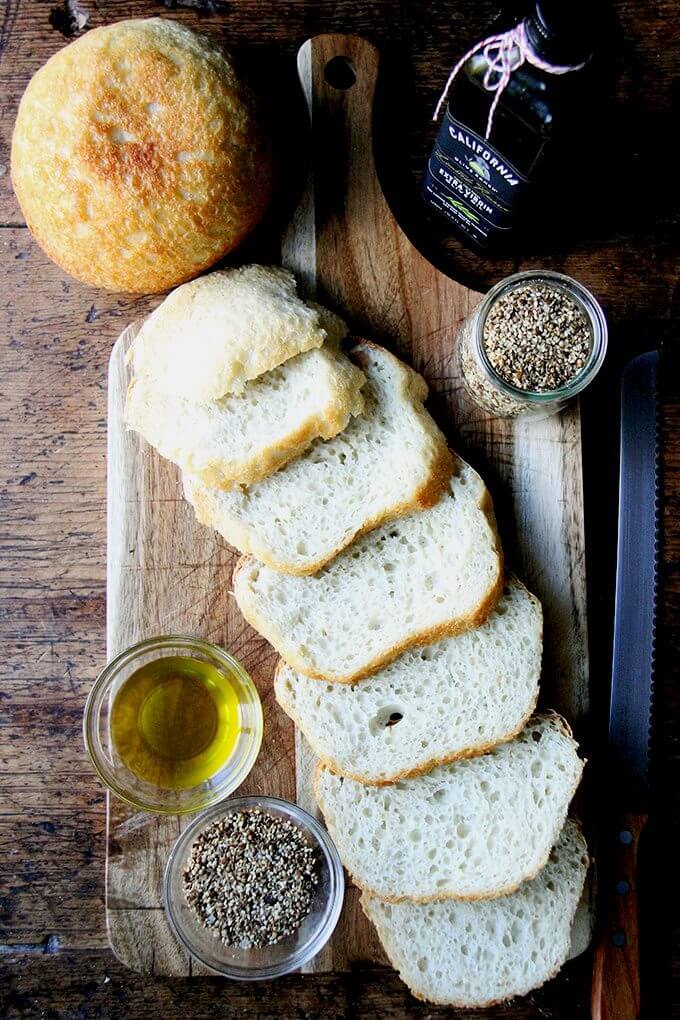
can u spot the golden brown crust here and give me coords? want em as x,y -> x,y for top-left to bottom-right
223,483 -> 442,577
254,447 -> 453,576
247,447 -> 453,576
273,578 -> 543,783
349,340 -> 453,511
232,458 -> 504,682
359,888 -> 576,1008
127,346 -> 365,488
235,553 -> 502,682
304,707 -> 538,787
273,648 -> 539,785
196,397 -> 360,487
415,443 -> 456,509
359,823 -> 590,1007
211,341 -> 455,575
11,19 -> 270,292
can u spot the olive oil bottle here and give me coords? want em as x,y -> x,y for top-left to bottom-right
111,656 -> 241,789
423,0 -> 599,251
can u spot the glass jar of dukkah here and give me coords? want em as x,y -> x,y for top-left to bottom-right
456,271 -> 608,420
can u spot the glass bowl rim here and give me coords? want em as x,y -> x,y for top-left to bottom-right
473,269 -> 608,403
163,794 -> 345,979
83,635 -> 263,815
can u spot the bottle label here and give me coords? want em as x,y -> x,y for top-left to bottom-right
423,108 -> 529,246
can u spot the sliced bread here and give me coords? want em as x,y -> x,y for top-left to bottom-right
275,576 -> 542,782
232,455 -> 503,683
307,302 -> 348,347
127,265 -> 338,402
125,347 -> 365,489
361,819 -> 589,1007
314,713 -> 584,902
184,341 -> 453,574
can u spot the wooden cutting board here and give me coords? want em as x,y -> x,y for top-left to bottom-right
106,34 -> 589,978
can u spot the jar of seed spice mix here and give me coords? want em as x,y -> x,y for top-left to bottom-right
456,271 -> 607,420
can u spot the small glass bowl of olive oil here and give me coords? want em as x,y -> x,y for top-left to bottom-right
83,636 -> 263,814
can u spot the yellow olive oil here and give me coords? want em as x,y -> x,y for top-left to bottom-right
110,656 -> 241,789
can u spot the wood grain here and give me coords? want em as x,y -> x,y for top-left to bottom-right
0,948 -> 593,1020
304,34 -> 588,720
106,33 -> 590,986
591,811 -> 646,1020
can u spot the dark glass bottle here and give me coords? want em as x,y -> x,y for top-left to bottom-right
422,0 -> 599,252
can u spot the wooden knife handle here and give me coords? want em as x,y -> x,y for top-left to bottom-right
591,811 -> 647,1020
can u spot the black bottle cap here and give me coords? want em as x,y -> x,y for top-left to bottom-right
524,0 -> 598,66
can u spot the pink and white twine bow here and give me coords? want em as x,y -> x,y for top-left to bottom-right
434,20 -> 588,139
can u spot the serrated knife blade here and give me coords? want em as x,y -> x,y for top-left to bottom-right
608,349 -> 658,808
592,349 -> 659,1020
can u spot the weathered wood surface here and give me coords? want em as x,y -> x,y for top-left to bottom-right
106,32 -> 591,984
1,0 -> 678,1016
1,949 -> 594,1019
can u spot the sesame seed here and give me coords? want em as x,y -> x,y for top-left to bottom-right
482,284 -> 591,392
182,809 -> 319,949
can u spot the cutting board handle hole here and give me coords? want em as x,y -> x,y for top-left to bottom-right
324,56 -> 357,91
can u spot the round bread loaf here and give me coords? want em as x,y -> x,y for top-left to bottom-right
11,18 -> 271,292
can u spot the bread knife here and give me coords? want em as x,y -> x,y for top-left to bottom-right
591,350 -> 659,1020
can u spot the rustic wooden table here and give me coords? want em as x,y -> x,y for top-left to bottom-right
0,2 -> 677,1018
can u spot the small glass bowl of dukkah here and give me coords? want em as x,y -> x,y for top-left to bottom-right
83,636 -> 263,814
456,270 -> 608,420
164,796 -> 345,978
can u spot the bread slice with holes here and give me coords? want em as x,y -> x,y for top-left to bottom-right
314,713 -> 584,902
184,341 -> 454,573
361,819 -> 589,1007
275,576 -> 541,783
306,302 -> 348,348
276,577 -> 540,781
127,265 -> 337,402
232,454 -> 502,683
125,346 -> 366,488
